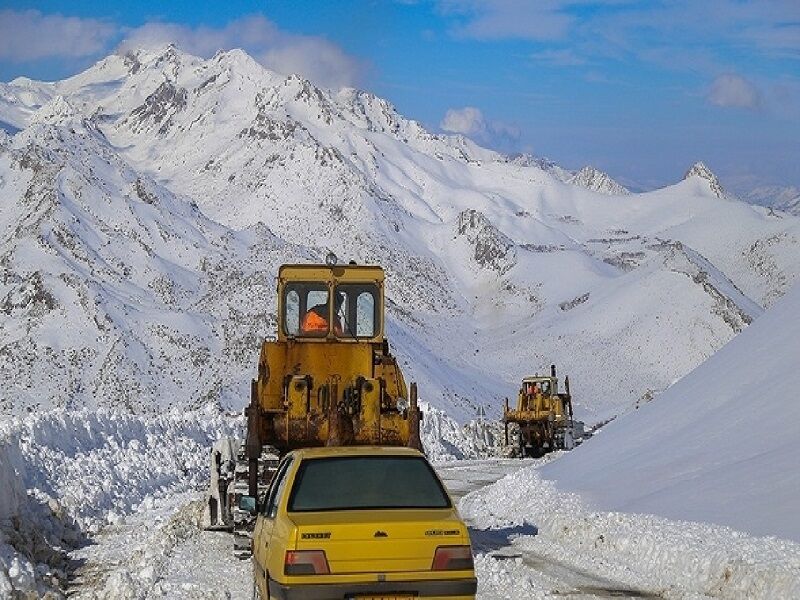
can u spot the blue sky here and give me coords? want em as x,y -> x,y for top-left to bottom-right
1,1 -> 798,192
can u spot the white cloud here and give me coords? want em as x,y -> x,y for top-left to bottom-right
440,0 -> 573,41
440,106 -> 520,150
706,73 -> 762,109
260,40 -> 363,90
441,106 -> 487,135
118,15 -> 365,88
0,9 -> 115,61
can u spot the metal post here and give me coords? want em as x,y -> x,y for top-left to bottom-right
246,379 -> 261,498
407,382 -> 423,452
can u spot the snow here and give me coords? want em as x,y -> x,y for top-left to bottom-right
746,185 -> 800,216
569,165 -> 630,195
69,492 -> 251,599
0,398 -> 496,596
2,397 -> 799,597
539,281 -> 800,541
0,405 -> 241,596
461,464 -> 800,599
420,401 -> 504,461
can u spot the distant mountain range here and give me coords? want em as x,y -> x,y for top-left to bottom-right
1,46 -> 799,421
744,185 -> 800,216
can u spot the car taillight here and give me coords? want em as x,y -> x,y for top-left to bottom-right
431,545 -> 474,571
284,550 -> 330,575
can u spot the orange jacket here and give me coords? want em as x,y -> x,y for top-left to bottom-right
301,309 -> 327,333
300,307 -> 343,335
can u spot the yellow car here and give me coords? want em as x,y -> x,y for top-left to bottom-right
246,446 -> 477,600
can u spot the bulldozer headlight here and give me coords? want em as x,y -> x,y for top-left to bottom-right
396,397 -> 409,412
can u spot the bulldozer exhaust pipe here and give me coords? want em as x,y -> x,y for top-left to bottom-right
551,364 -> 556,378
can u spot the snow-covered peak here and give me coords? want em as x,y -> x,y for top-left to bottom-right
213,48 -> 271,78
8,76 -> 42,88
570,165 -> 629,195
683,161 -> 725,198
30,95 -> 82,126
507,153 -> 573,181
126,43 -> 181,68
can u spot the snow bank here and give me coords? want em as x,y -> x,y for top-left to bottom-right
540,282 -> 800,541
0,405 -> 241,596
461,467 -> 800,599
420,401 -> 503,461
0,440 -> 32,596
1,405 -> 242,531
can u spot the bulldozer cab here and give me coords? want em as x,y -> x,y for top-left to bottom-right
278,264 -> 384,342
513,374 -> 565,417
521,376 -> 556,399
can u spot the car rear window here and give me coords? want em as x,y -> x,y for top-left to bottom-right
288,456 -> 451,512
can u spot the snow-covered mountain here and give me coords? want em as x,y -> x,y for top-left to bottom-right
568,165 -> 629,195
745,185 -> 800,216
683,161 -> 726,199
2,46 -> 800,422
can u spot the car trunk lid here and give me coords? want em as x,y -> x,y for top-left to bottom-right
290,509 -> 468,574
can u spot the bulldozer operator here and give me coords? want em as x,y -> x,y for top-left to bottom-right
520,382 -> 534,411
521,380 -> 550,411
300,290 -> 345,335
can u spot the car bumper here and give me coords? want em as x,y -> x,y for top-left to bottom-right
268,577 -> 477,600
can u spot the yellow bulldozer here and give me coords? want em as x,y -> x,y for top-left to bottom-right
205,257 -> 424,554
502,365 -> 584,457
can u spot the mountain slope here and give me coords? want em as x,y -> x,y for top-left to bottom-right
0,104 -> 308,413
541,281 -> 800,540
2,46 -> 800,422
745,185 -> 800,216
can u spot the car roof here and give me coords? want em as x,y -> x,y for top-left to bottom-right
287,446 -> 425,460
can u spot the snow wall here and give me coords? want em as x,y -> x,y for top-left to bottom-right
541,282 -> 800,541
0,405 -> 241,595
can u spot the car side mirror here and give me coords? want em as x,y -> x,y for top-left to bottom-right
239,495 -> 257,515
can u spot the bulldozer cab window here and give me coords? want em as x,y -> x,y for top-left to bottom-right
540,380 -> 552,396
334,284 -> 379,338
284,283 -> 330,337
